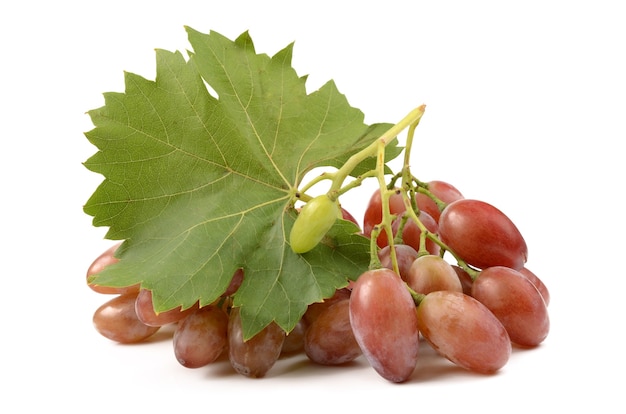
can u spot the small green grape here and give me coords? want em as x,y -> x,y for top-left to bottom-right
290,195 -> 340,254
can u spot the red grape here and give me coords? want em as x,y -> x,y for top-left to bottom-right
406,254 -> 463,294
281,318 -> 308,355
471,266 -> 549,347
304,299 -> 362,365
135,288 -> 199,327
227,307 -> 286,378
349,268 -> 419,383
452,265 -> 474,295
438,199 -> 528,270
519,267 -> 550,306
303,287 -> 351,326
173,305 -> 229,368
93,292 -> 160,344
416,290 -> 511,374
378,243 -> 419,281
86,243 -> 140,295
223,268 -> 245,297
340,207 -> 360,229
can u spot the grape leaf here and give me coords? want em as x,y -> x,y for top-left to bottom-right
83,28 -> 399,339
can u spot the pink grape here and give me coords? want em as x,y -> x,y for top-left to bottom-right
438,199 -> 528,270
134,288 -> 199,327
406,254 -> 463,294
416,290 -> 511,374
519,267 -> 550,306
173,305 -> 229,368
471,266 -> 549,347
93,292 -> 160,344
303,287 -> 351,326
227,307 -> 286,378
86,243 -> 140,295
378,244 -> 419,281
304,299 -> 362,365
281,318 -> 308,355
223,268 -> 245,297
452,265 -> 474,295
340,207 -> 360,229
349,268 -> 419,383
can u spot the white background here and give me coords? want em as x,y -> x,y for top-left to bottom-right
2,0 -> 624,412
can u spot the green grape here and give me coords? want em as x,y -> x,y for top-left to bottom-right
290,194 -> 340,253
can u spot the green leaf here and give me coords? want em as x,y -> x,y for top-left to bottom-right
83,28 -> 396,339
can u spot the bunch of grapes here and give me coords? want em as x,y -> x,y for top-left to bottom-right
351,180 -> 549,382
87,178 -> 550,382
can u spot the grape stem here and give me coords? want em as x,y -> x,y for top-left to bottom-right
382,109 -> 483,282
295,106 -> 425,198
406,283 -> 426,306
294,106 -> 426,211
329,105 -> 426,196
414,185 -> 447,212
369,107 -> 426,274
